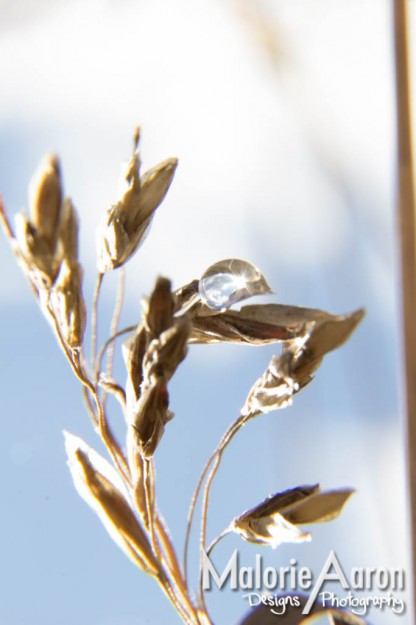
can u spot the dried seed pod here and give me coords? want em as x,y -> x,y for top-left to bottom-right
13,158 -> 82,294
242,309 -> 364,416
124,277 -> 190,463
232,485 -> 354,548
143,317 -> 190,383
29,154 -> 62,254
123,326 -> 148,407
125,158 -> 178,233
64,432 -> 158,574
146,277 -> 174,338
14,213 -> 56,283
96,134 -> 177,272
58,198 -> 79,263
242,351 -> 300,415
49,259 -> 86,348
131,377 -> 172,459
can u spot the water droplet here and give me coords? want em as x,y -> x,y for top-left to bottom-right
198,258 -> 272,311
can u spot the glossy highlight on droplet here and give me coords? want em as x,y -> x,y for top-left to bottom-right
198,258 -> 272,311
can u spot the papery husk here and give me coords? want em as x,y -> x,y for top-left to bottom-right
232,485 -> 354,548
65,432 -> 158,575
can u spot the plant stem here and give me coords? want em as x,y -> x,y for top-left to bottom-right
101,268 -> 125,411
91,272 -> 104,380
97,324 -> 136,372
107,269 -> 125,378
198,414 -> 252,613
394,1 -> 416,623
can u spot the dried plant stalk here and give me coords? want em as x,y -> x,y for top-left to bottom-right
394,2 -> 416,624
0,128 -> 364,625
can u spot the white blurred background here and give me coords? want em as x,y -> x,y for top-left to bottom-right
0,1 -> 412,623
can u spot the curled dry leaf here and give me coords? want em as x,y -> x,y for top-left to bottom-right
232,485 -> 354,548
96,132 -> 178,272
64,432 -> 158,575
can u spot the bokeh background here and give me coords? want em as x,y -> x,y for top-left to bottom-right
0,1 -> 413,623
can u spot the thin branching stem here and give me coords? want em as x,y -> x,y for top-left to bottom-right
198,412 -> 256,613
183,409 -> 258,594
46,306 -> 131,483
157,570 -> 195,624
101,268 -> 126,411
107,268 -> 126,376
143,459 -> 157,546
206,528 -> 232,558
98,376 -> 127,408
91,272 -> 104,381
97,324 -> 136,374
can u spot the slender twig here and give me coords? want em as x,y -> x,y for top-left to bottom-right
198,413 -> 255,612
101,268 -> 126,411
46,307 -> 131,483
184,412 -> 255,586
97,324 -> 136,374
98,376 -> 126,408
91,272 -> 104,381
157,570 -> 196,625
107,268 -> 126,376
143,459 -> 156,545
394,2 -> 416,624
183,408 -> 258,614
206,527 -> 232,558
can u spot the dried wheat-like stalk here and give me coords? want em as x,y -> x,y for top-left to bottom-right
0,127 -> 364,624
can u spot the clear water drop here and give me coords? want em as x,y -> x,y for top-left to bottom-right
198,258 -> 272,311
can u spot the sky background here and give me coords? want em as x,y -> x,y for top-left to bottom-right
0,1 -> 413,624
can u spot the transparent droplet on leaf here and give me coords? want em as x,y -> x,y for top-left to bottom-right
198,258 -> 272,311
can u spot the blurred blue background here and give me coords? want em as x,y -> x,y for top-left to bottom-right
0,0 -> 412,623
